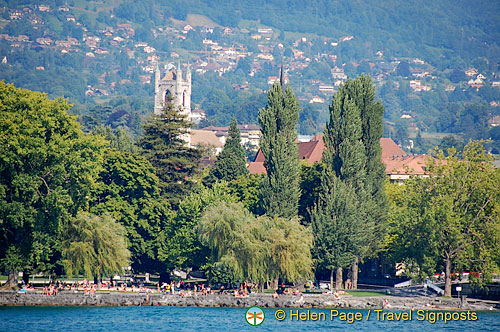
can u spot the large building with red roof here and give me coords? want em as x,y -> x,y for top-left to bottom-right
247,136 -> 430,182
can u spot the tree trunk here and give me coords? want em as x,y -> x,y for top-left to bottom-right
272,278 -> 278,290
330,269 -> 334,292
352,256 -> 359,290
7,270 -> 19,288
22,271 -> 30,286
444,257 -> 452,297
335,267 -> 343,290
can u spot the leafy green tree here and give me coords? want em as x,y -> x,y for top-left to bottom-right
61,213 -> 130,281
0,82 -> 105,286
198,200 -> 312,289
311,172 -> 363,290
396,61 -> 411,77
90,148 -> 172,273
228,174 -> 262,215
212,118 -> 248,181
137,98 -> 201,207
343,75 -> 388,288
164,181 -> 237,271
316,75 -> 387,289
438,135 -> 464,156
93,125 -> 137,154
298,162 -> 324,226
386,141 -> 500,296
258,82 -> 300,218
263,215 -> 313,284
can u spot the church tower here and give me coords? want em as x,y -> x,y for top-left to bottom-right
154,62 -> 192,120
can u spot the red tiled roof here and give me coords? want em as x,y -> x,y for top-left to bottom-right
380,137 -> 405,159
248,137 -> 431,176
247,161 -> 266,174
384,154 -> 429,175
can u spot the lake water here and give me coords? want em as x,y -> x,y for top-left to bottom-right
0,306 -> 499,332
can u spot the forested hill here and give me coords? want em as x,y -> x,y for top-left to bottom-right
1,0 -> 500,153
168,0 -> 500,66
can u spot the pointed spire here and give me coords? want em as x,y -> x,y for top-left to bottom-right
279,64 -> 286,96
155,62 -> 160,73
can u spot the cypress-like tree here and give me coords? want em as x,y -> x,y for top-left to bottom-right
138,97 -> 201,208
258,81 -> 300,219
312,81 -> 367,289
340,75 -> 387,289
317,75 -> 387,289
212,117 -> 248,181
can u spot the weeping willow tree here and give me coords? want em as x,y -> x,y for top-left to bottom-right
62,213 -> 131,280
198,201 -> 312,290
262,216 -> 313,283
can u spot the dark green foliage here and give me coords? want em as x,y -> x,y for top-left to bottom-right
298,162 -> 324,226
212,118 -> 248,181
163,182 -> 236,271
349,75 -> 388,254
92,125 -> 138,154
439,135 -> 465,156
258,82 -> 300,218
314,75 -> 387,287
90,149 -> 172,273
323,80 -> 366,191
311,170 -> 362,272
137,99 -> 201,208
0,82 -> 105,278
396,61 -> 411,77
228,174 -> 262,215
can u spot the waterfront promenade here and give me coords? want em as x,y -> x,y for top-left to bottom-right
1,291 -> 497,311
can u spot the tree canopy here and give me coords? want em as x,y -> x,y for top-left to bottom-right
0,82 -> 105,285
258,81 -> 300,219
212,117 -> 248,182
137,97 -> 201,207
198,200 -> 312,287
386,141 -> 500,296
61,213 -> 130,280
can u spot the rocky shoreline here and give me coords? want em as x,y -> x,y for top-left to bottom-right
1,291 -> 498,311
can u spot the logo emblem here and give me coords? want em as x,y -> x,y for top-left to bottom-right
246,306 -> 265,326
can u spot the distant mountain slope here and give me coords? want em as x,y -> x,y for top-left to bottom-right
165,0 -> 500,67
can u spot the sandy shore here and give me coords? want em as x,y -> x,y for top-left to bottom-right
1,291 -> 498,311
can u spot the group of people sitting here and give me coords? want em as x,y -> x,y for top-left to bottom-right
233,282 -> 251,297
41,284 -> 59,296
177,283 -> 213,297
272,284 -> 302,299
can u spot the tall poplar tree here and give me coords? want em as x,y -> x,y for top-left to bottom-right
258,80 -> 300,219
312,82 -> 367,289
340,75 -> 387,288
138,97 -> 201,208
212,117 -> 248,181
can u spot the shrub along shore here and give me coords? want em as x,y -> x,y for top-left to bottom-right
0,291 -> 497,311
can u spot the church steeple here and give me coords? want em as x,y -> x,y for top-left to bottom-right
279,64 -> 286,96
177,61 -> 182,79
155,62 -> 160,93
186,64 -> 192,83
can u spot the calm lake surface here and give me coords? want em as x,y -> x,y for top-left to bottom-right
0,306 -> 499,332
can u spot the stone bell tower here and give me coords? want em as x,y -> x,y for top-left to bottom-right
154,62 -> 192,120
